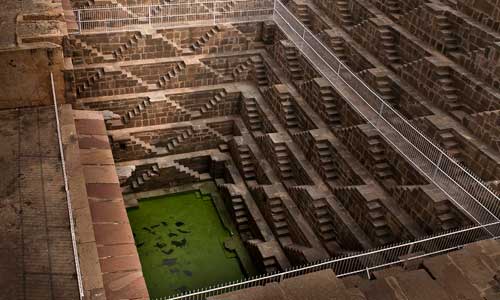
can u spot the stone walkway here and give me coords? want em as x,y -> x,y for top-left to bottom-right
0,106 -> 79,299
69,108 -> 148,300
0,0 -> 20,48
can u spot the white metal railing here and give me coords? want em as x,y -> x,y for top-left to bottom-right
50,73 -> 85,299
273,0 -> 500,229
68,1 -> 500,299
156,222 -> 499,300
74,0 -> 274,33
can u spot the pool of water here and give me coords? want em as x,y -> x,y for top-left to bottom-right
127,190 -> 252,298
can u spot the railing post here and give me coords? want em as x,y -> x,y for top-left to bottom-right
213,4 -> 216,25
433,152 -> 443,180
406,243 -> 415,256
379,102 -> 385,115
77,9 -> 81,33
148,5 -> 152,26
376,102 -> 385,126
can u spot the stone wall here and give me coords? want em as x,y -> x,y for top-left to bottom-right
457,0 -> 500,32
463,110 -> 500,152
399,56 -> 500,115
66,23 -> 264,65
392,185 -> 472,233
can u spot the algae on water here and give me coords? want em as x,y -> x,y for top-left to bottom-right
127,190 -> 253,298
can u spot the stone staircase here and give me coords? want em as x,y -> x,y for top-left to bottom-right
386,0 -> 402,19
232,63 -> 250,80
438,131 -> 464,163
435,66 -> 471,115
157,61 -> 187,88
268,197 -> 291,241
121,99 -> 152,124
76,68 -> 105,95
315,141 -> 337,180
147,30 -> 193,56
368,136 -> 397,186
329,38 -> 349,65
129,164 -> 161,190
245,239 -> 281,273
190,25 -> 221,52
318,84 -> 342,127
375,77 -> 397,105
113,32 -> 143,60
129,135 -> 168,155
314,200 -> 336,243
274,143 -> 293,180
172,161 -> 211,181
237,144 -> 257,180
208,189 -> 249,239
207,124 -> 230,142
392,185 -> 462,231
398,56 -> 425,72
366,199 -> 396,244
435,203 -> 461,231
315,205 -> 336,243
436,15 -> 459,53
71,37 -> 115,63
287,185 -> 336,243
379,28 -> 402,69
285,47 -> 303,81
76,66 -> 149,96
294,4 -> 311,28
94,0 -> 140,18
337,0 -> 354,27
216,0 -> 236,13
274,89 -> 299,129
250,56 -> 269,87
126,159 -> 210,190
148,0 -> 181,18
127,126 -> 226,157
200,90 -> 228,114
243,98 -> 264,134
164,128 -> 195,153
231,194 -> 251,235
284,105 -> 300,130
335,186 -> 395,245
200,61 -> 227,81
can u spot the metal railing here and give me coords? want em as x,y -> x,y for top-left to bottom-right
68,1 -> 500,299
157,222 -> 499,299
273,0 -> 500,229
74,0 -> 274,33
50,73 -> 85,299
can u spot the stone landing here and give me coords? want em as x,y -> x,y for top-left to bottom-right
61,105 -> 148,300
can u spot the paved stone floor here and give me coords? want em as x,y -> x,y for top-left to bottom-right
0,0 -> 20,48
0,106 -> 79,299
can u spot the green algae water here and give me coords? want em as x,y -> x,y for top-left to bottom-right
127,190 -> 252,298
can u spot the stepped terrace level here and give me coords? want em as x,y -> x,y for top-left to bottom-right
1,0 -> 500,299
